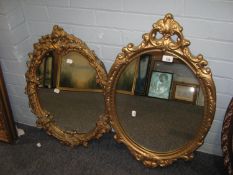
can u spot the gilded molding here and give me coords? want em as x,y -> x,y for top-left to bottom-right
106,13 -> 216,167
221,98 -> 233,175
25,25 -> 110,146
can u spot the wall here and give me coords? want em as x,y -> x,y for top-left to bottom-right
0,0 -> 233,156
0,0 -> 37,125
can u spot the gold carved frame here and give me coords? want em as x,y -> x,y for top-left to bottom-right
106,13 -> 216,167
25,25 -> 110,146
221,97 -> 233,175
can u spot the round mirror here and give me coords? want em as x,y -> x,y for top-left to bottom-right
26,26 -> 109,146
116,51 -> 204,152
106,14 -> 216,167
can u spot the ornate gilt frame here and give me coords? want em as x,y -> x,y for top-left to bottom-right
106,13 -> 216,167
221,97 -> 233,175
25,25 -> 110,146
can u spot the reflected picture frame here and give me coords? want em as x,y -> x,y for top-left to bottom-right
57,51 -> 102,92
134,54 -> 151,96
172,81 -> 198,104
148,71 -> 173,99
37,52 -> 55,89
116,58 -> 139,95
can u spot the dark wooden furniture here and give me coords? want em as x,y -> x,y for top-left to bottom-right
222,97 -> 233,175
0,63 -> 18,143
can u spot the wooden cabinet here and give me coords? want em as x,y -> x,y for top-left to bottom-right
0,64 -> 17,143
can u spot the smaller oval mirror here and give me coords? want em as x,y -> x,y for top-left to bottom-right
26,26 -> 109,146
106,13 -> 216,167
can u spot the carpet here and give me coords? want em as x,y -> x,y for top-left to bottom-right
0,124 -> 227,175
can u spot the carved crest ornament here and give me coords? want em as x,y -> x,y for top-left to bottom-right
26,13 -> 216,167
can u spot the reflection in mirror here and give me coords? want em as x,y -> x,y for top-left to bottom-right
116,51 -> 204,152
37,51 -> 104,133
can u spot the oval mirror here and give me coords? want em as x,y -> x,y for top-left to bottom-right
106,14 -> 216,167
26,25 -> 110,146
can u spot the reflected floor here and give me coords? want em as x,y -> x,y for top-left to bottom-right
116,94 -> 204,152
38,88 -> 104,133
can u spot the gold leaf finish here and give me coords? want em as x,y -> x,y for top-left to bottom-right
106,13 -> 216,167
25,25 -> 110,146
221,98 -> 233,175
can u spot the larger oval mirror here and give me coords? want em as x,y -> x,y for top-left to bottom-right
106,14 -> 216,167
26,26 -> 110,146
116,51 -> 204,152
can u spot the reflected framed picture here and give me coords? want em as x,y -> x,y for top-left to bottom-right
116,58 -> 138,95
37,52 -> 54,88
57,51 -> 101,92
134,54 -> 151,96
172,81 -> 198,104
148,71 -> 173,99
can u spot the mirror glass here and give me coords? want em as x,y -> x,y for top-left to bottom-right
36,51 -> 104,133
116,51 -> 204,152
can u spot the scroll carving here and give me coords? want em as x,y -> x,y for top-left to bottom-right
221,98 -> 233,175
106,13 -> 216,167
25,25 -> 110,146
